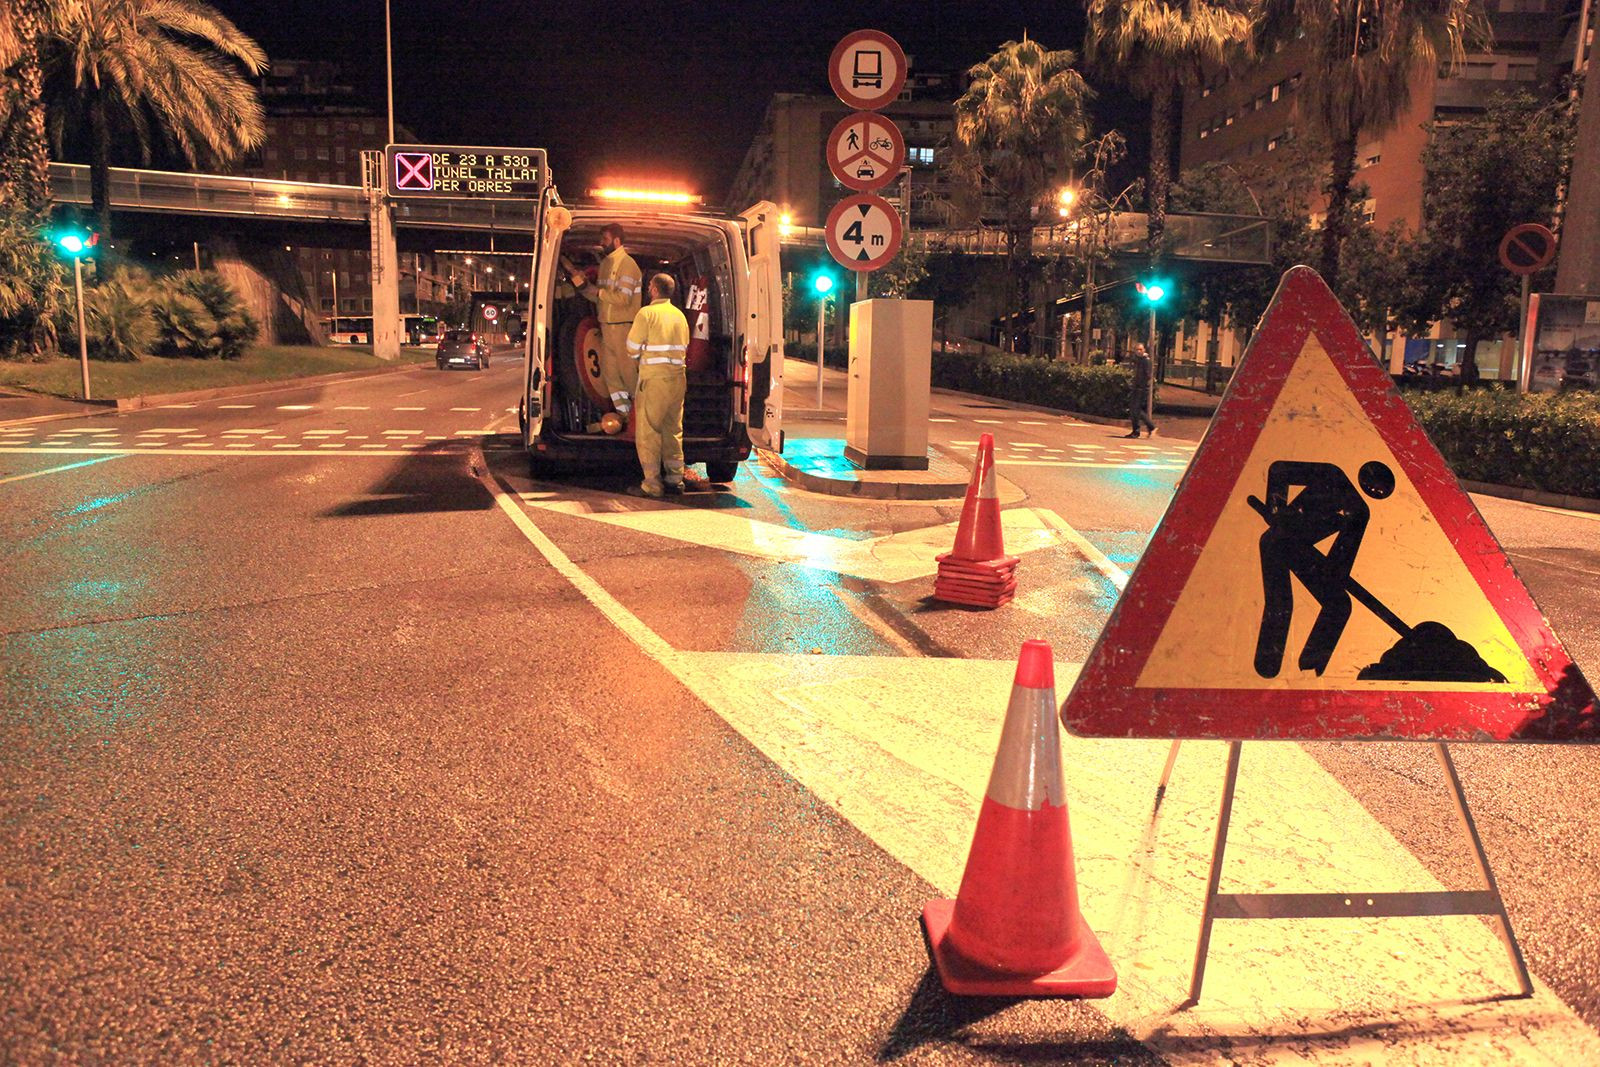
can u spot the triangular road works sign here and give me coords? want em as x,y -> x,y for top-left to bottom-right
1061,267 -> 1596,742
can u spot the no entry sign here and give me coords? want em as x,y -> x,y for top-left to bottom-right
1499,223 -> 1557,276
825,194 -> 903,272
385,144 -> 547,199
827,112 -> 905,192
1060,266 -> 1596,742
829,30 -> 907,111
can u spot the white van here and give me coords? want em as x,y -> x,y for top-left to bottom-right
517,194 -> 785,482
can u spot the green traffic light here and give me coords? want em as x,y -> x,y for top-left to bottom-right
812,273 -> 834,295
58,234 -> 85,255
1144,283 -> 1166,303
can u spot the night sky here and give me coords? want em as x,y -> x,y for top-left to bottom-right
217,1 -> 1143,202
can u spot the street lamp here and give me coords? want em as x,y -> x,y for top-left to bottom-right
812,270 -> 835,409
1057,186 -> 1077,218
50,222 -> 99,399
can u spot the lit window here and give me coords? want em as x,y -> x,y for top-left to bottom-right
1200,128 -> 1210,140
1271,83 -> 1281,102
315,146 -> 329,160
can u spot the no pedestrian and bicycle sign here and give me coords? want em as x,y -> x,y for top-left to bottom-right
1060,266 -> 1596,743
385,144 -> 547,199
827,112 -> 905,192
825,194 -> 903,272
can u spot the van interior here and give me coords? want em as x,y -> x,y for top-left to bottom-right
548,217 -> 739,441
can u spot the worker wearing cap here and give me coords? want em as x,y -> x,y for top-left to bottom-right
626,273 -> 690,497
571,223 -> 642,416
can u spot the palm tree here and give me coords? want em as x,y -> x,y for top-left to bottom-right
954,36 -> 1091,351
44,0 -> 267,240
1084,0 -> 1252,258
1256,0 -> 1480,280
0,0 -> 54,213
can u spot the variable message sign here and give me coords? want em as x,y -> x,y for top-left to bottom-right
385,144 -> 547,199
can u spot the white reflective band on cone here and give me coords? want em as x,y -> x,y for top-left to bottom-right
984,681 -> 1066,810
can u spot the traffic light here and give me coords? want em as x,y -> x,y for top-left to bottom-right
1135,278 -> 1170,305
811,270 -> 835,296
50,222 -> 99,259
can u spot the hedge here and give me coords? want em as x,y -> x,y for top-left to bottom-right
1406,390 -> 1600,500
931,350 -> 1133,420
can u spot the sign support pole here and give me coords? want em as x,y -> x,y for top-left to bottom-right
856,270 -> 868,303
74,257 -> 90,401
1516,274 -> 1532,393
1162,741 -> 1535,1006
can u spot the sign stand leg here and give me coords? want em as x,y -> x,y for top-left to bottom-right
1154,739 -> 1183,809
1186,740 -> 1242,1007
1433,742 -> 1534,997
1181,741 -> 1535,1007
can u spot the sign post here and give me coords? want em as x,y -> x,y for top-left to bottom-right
1060,266 -> 1595,1004
1499,223 -> 1558,392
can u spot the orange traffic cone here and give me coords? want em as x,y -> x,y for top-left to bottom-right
922,640 -> 1116,997
935,433 -> 1018,608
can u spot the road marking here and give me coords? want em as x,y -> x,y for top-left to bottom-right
0,455 -> 122,486
384,430 -> 422,436
454,429 -> 492,435
1011,442 -> 1045,449
478,462 -> 1600,1066
277,404 -> 314,411
160,403 -> 197,408
217,404 -> 255,409
521,496 -> 1075,584
930,417 -> 956,423
139,428 -> 196,434
973,419 -> 1002,424
427,435 -> 448,440
450,406 -> 481,412
303,430 -> 347,436
222,429 -> 271,436
1018,420 -> 1049,425
55,428 -> 118,435
394,406 -> 426,411
335,405 -> 369,411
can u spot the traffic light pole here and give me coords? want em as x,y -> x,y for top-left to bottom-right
73,257 -> 90,401
817,298 -> 826,410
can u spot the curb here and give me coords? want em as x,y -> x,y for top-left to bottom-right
930,387 -> 1131,428
1460,479 -> 1600,515
757,447 -> 968,501
114,361 -> 425,411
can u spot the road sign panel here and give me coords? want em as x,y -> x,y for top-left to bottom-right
827,112 -> 905,192
1061,266 -> 1596,743
384,144 -> 547,199
829,30 -> 908,110
1499,223 -> 1557,276
825,194 -> 903,272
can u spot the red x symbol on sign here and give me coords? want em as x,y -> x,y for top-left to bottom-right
393,152 -> 432,191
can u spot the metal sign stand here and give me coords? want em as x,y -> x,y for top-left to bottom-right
1156,739 -> 1534,1006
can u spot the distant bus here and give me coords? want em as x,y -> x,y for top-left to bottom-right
324,315 -> 443,346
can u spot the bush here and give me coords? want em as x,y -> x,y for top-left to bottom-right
171,271 -> 257,359
931,350 -> 1134,419
0,200 -> 66,360
1407,390 -> 1600,499
150,283 -> 219,358
80,268 -> 157,361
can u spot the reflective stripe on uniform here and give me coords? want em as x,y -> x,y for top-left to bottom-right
642,357 -> 685,366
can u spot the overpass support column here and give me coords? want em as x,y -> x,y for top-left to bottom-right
363,151 -> 401,362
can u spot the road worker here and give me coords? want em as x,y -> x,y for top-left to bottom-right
626,273 -> 691,497
571,223 -> 642,418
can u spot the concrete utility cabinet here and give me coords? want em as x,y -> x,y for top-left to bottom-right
845,298 -> 934,470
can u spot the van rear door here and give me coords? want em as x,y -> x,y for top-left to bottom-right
521,189 -> 566,446
738,201 -> 784,453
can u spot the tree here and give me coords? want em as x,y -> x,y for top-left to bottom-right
1255,0 -> 1481,280
953,36 -> 1091,350
1084,0 -> 1252,257
1409,92 -> 1573,386
0,0 -> 54,213
43,0 -> 267,241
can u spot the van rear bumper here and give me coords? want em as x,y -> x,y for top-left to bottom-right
530,429 -> 751,469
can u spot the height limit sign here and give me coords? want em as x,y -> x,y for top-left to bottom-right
826,194 -> 902,272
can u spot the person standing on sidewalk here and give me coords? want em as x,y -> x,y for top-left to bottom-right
1124,342 -> 1156,438
626,273 -> 690,497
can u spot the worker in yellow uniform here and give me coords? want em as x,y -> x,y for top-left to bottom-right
626,273 -> 691,497
571,223 -> 642,417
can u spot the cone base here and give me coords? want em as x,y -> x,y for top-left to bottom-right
936,553 -> 1020,574
920,899 -> 1116,998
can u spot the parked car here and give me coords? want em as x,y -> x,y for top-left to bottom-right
436,330 -> 489,370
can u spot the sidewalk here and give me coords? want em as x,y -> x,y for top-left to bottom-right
0,388 -> 108,427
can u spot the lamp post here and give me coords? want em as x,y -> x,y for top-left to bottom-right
812,271 -> 835,409
384,0 -> 396,144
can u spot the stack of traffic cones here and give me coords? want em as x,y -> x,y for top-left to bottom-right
934,433 -> 1017,608
922,640 -> 1116,997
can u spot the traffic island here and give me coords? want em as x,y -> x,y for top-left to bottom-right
758,437 -> 972,500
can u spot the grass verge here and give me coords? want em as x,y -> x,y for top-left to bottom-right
0,345 -> 436,401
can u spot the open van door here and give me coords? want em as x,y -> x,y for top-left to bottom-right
738,201 -> 784,453
521,189 -> 567,448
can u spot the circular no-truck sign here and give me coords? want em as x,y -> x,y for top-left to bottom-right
829,30 -> 908,111
827,112 -> 905,192
1499,223 -> 1557,276
825,193 -> 903,272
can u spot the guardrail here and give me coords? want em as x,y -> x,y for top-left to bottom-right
47,163 -> 539,232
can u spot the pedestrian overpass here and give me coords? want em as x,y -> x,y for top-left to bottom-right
50,162 -> 1271,265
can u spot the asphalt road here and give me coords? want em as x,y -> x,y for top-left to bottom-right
2,353 -> 1597,1063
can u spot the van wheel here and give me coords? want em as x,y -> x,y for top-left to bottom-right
706,460 -> 739,484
